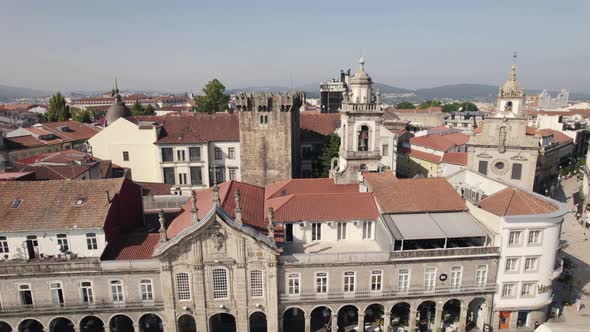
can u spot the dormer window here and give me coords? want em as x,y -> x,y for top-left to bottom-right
10,199 -> 22,209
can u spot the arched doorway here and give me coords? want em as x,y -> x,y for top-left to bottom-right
364,304 -> 385,331
249,312 -> 267,332
177,315 -> 196,332
391,302 -> 411,331
337,305 -> 358,332
0,322 -> 12,332
310,306 -> 332,332
467,298 -> 487,330
441,300 -> 461,330
416,301 -> 435,332
18,319 -> 43,332
283,308 -> 305,332
209,313 -> 236,332
49,318 -> 74,332
109,315 -> 133,332
80,316 -> 104,332
139,314 -> 162,332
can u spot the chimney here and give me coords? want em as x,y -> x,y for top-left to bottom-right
211,184 -> 220,206
234,189 -> 242,226
158,209 -> 167,243
267,207 -> 275,243
190,190 -> 199,224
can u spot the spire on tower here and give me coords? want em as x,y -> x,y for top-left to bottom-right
359,57 -> 366,72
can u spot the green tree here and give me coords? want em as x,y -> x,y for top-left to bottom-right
73,110 -> 92,123
395,101 -> 415,109
457,101 -> 479,112
418,100 -> 442,109
144,104 -> 156,115
319,134 -> 341,177
47,92 -> 71,121
195,79 -> 230,114
130,101 -> 144,116
36,113 -> 48,123
442,103 -> 460,113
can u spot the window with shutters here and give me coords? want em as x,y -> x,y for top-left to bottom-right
212,268 -> 229,299
511,163 -> 522,180
176,272 -> 191,301
478,160 -> 488,175
250,270 -> 263,298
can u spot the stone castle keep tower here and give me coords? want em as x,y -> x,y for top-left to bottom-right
235,91 -> 304,187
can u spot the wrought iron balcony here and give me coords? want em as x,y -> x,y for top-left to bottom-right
0,300 -> 164,316
279,284 -> 497,303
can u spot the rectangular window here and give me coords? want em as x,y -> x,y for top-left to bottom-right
215,147 -> 223,160
57,234 -> 69,252
315,272 -> 328,293
450,266 -> 462,289
212,268 -> 229,299
511,163 -> 522,180
524,257 -> 538,272
50,282 -> 64,305
0,236 -> 9,253
250,270 -> 263,298
163,167 -> 175,185
371,270 -> 383,291
398,269 -> 410,292
189,147 -> 201,161
86,233 -> 98,250
19,284 -> 33,305
214,167 -> 224,184
178,173 -> 187,185
343,272 -> 355,292
311,223 -> 322,241
502,283 -> 516,297
228,147 -> 235,159
176,150 -> 186,161
337,222 -> 347,240
362,221 -> 373,239
382,144 -> 389,156
161,148 -> 173,162
122,151 -> 129,161
81,281 -> 94,304
140,279 -> 154,301
505,257 -> 520,272
285,224 -> 293,242
521,282 -> 536,297
176,272 -> 191,301
190,167 -> 203,185
288,273 -> 300,295
508,231 -> 522,246
475,265 -> 488,287
110,280 -> 124,302
528,230 -> 542,245
424,267 -> 436,291
478,160 -> 488,175
228,168 -> 237,181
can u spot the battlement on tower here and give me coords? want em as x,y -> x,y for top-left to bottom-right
234,91 -> 305,113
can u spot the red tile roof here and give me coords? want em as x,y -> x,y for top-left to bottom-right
394,106 -> 442,114
11,163 -> 96,180
137,182 -> 174,196
268,193 -> 378,222
409,149 -> 442,164
300,113 -> 340,136
16,149 -> 92,165
265,178 -> 358,199
5,121 -> 100,149
410,133 -> 469,152
441,152 -> 467,166
365,173 -> 466,214
479,187 -> 558,216
102,233 -> 161,260
536,128 -> 573,145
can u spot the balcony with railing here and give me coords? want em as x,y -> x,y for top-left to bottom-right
279,283 -> 497,303
0,300 -> 164,316
0,257 -> 101,275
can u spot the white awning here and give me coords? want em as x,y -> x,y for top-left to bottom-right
383,212 -> 487,240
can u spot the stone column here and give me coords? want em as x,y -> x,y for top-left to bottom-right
384,311 -> 392,332
358,314 -> 365,332
409,307 -> 417,332
332,314 -> 338,332
458,306 -> 469,331
278,316 -> 284,332
305,313 -> 311,332
433,305 -> 442,332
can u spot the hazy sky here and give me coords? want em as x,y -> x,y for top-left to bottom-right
1,0 -> 589,93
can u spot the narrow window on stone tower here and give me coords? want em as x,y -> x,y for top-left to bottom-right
505,101 -> 513,113
358,125 -> 369,151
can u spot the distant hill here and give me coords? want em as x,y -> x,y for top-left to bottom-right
414,84 -> 498,101
374,83 -> 414,95
0,84 -> 48,102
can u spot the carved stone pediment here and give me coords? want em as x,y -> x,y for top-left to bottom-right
511,154 -> 528,161
476,152 -> 493,158
208,223 -> 227,252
